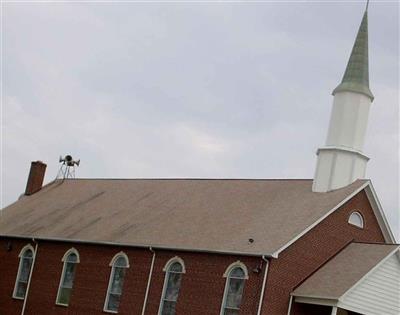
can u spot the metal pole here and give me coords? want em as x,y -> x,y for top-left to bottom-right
21,240 -> 38,315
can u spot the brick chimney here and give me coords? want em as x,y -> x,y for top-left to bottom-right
25,161 -> 47,195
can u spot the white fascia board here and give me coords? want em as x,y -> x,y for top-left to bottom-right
273,181 -> 370,257
339,247 -> 400,302
335,303 -> 373,315
0,234 -> 275,258
294,296 -> 338,307
364,181 -> 397,243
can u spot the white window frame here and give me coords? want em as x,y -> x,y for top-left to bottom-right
13,244 -> 35,300
220,261 -> 249,315
158,256 -> 186,315
348,211 -> 364,228
55,248 -> 80,307
103,251 -> 130,314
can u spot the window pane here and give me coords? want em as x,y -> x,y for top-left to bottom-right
19,257 -> 33,282
110,267 -> 126,295
62,262 -> 76,288
58,287 -> 72,305
107,293 -> 121,312
23,250 -> 33,259
349,212 -> 364,228
115,256 -> 128,268
66,253 -> 78,263
16,281 -> 27,298
161,300 -> 176,315
230,267 -> 245,278
226,278 -> 244,308
164,272 -> 182,302
169,262 -> 182,273
224,309 -> 239,315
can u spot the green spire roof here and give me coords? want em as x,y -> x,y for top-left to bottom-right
332,9 -> 374,101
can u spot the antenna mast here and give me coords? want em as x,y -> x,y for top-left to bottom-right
57,155 -> 80,179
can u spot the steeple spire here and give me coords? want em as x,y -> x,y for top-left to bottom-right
312,4 -> 375,193
332,7 -> 374,101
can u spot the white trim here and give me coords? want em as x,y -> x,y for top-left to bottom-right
364,181 -> 396,243
141,248 -> 155,315
61,247 -> 80,263
13,244 -> 35,299
220,261 -> 249,315
335,303 -> 374,315
273,181 -> 370,256
317,146 -> 370,161
331,306 -> 338,315
222,261 -> 249,279
294,296 -> 338,307
55,248 -> 80,306
256,257 -> 269,315
21,242 -> 38,315
158,257 -> 185,315
108,251 -> 130,268
162,256 -> 186,273
1,234 -> 273,258
17,244 -> 34,258
348,211 -> 364,228
103,252 -> 130,313
286,295 -> 293,315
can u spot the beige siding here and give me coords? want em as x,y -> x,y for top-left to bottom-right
339,254 -> 400,315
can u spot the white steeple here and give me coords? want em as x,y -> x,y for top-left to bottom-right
312,7 -> 373,193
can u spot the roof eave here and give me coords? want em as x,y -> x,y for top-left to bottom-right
332,82 -> 374,101
0,234 -> 276,258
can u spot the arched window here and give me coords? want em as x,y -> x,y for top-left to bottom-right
56,248 -> 80,306
104,252 -> 129,313
348,211 -> 364,228
221,262 -> 248,315
159,257 -> 185,315
13,244 -> 35,299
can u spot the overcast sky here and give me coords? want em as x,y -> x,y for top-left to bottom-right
2,1 -> 399,239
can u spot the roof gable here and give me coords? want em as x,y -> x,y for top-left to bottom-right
292,243 -> 400,315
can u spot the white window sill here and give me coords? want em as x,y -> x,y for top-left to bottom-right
55,302 -> 69,307
103,309 -> 118,314
12,296 -> 24,301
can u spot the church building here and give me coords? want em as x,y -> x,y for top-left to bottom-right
0,6 -> 399,315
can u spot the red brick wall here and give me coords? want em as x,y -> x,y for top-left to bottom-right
262,190 -> 386,315
0,239 -> 265,315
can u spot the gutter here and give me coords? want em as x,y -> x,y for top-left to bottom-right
21,239 -> 38,315
1,234 -> 275,258
141,247 -> 156,315
256,255 -> 269,315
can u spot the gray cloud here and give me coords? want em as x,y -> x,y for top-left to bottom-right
2,2 -> 399,239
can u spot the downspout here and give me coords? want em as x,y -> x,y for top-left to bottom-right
287,295 -> 293,315
256,256 -> 269,315
141,247 -> 156,315
21,239 -> 38,315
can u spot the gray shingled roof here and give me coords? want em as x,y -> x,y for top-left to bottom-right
0,179 -> 367,256
292,242 -> 399,299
